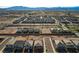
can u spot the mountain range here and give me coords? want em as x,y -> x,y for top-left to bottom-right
0,6 -> 79,11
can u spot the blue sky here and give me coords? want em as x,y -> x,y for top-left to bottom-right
0,0 -> 79,8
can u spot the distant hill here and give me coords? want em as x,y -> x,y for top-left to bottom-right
0,6 -> 79,11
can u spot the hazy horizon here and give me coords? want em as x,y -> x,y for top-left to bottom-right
0,0 -> 79,8
1,6 -> 79,8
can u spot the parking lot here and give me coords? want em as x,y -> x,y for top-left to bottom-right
0,35 -> 79,53
0,14 -> 79,53
55,16 -> 79,24
13,16 -> 55,24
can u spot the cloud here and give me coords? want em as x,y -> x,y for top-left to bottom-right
0,0 -> 79,7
